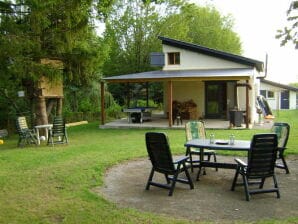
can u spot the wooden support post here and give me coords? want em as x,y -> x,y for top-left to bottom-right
146,82 -> 149,107
168,81 -> 173,127
101,81 -> 105,125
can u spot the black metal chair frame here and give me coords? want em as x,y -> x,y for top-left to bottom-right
272,122 -> 290,174
16,116 -> 37,147
145,132 -> 194,196
185,121 -> 217,173
231,134 -> 280,201
47,116 -> 68,146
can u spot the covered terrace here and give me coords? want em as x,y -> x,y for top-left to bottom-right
100,68 -> 255,128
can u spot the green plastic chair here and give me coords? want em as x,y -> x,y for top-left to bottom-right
47,116 -> 68,146
231,134 -> 280,201
145,132 -> 194,196
271,122 -> 290,173
185,121 -> 217,173
16,116 -> 37,147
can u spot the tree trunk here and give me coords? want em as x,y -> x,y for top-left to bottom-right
57,98 -> 63,116
35,97 -> 48,136
46,99 -> 56,116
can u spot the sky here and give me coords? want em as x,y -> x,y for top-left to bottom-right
195,0 -> 298,84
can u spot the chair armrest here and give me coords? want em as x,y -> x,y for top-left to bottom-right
234,158 -> 247,167
278,146 -> 286,151
173,156 -> 189,164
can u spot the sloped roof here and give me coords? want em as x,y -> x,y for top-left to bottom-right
261,79 -> 298,92
103,68 -> 254,83
158,36 -> 264,72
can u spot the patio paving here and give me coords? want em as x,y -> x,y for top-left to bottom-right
100,113 -> 274,130
94,155 -> 298,223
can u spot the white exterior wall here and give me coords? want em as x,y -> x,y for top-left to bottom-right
289,91 -> 297,109
261,82 -> 281,110
163,45 -> 250,71
163,81 -> 205,118
260,82 -> 297,110
161,44 -> 263,125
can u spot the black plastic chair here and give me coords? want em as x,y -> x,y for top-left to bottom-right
145,132 -> 194,196
16,116 -> 37,147
231,134 -> 280,201
271,122 -> 290,173
185,121 -> 217,173
47,116 -> 68,146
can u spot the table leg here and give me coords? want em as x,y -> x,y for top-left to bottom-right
196,147 -> 204,180
35,128 -> 41,145
45,127 -> 49,141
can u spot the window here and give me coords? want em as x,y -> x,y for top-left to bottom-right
168,52 -> 180,65
267,91 -> 274,98
259,90 -> 274,99
260,90 -> 266,97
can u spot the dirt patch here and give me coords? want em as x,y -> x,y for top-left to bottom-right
94,155 -> 298,223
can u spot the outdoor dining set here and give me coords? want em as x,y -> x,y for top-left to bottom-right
16,116 -> 68,147
145,121 -> 290,201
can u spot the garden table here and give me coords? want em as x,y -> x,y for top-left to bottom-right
123,107 -> 154,123
185,138 -> 251,179
34,124 -> 53,145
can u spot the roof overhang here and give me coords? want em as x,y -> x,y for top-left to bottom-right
261,79 -> 298,92
103,68 -> 254,83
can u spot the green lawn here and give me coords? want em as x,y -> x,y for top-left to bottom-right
0,110 -> 297,224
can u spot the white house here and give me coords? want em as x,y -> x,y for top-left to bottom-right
260,79 -> 298,110
102,36 -> 265,128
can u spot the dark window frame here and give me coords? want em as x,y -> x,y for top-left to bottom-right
267,90 -> 274,99
168,52 -> 180,65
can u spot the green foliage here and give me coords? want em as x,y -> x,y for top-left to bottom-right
0,0 -> 110,123
289,82 -> 298,88
103,1 -> 242,106
134,99 -> 159,108
63,81 -> 102,113
161,3 -> 242,54
106,102 -> 122,118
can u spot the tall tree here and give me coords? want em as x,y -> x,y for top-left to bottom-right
184,4 -> 242,54
102,0 -> 184,106
103,1 -> 242,105
0,0 -> 112,126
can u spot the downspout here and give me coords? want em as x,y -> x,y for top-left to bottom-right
264,53 -> 268,79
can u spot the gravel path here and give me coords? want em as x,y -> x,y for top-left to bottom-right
94,155 -> 298,223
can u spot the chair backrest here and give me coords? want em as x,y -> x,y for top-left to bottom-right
16,116 -> 30,135
145,132 -> 175,173
247,134 -> 278,178
185,121 -> 206,141
52,116 -> 65,135
271,122 -> 290,148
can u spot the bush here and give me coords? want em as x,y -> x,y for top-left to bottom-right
106,103 -> 122,118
